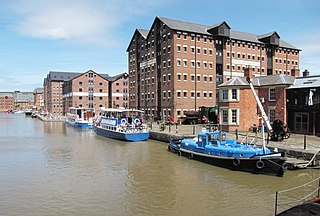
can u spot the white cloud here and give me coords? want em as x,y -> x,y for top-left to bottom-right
3,0 -> 168,47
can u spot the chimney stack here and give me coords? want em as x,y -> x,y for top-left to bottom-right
291,68 -> 300,77
244,67 -> 253,79
303,69 -> 310,77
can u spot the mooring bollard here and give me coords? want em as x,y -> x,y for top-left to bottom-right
175,124 -> 178,134
304,135 -> 307,150
193,125 -> 195,135
169,124 -> 171,133
235,129 -> 238,140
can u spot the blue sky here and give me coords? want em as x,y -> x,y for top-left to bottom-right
0,0 -> 319,91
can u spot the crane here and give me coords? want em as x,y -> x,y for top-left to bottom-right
246,77 -> 273,153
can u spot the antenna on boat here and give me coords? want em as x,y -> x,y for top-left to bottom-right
246,77 -> 273,154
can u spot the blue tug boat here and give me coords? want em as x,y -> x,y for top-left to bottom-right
168,131 -> 287,176
168,77 -> 287,177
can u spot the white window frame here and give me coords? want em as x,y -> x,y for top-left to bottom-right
269,88 -> 276,101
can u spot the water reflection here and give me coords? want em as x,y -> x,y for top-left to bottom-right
0,113 -> 319,216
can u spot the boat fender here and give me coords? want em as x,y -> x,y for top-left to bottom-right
282,163 -> 288,171
188,153 -> 193,159
233,157 -> 240,166
121,118 -> 127,126
134,118 -> 140,125
177,151 -> 182,156
256,160 -> 264,169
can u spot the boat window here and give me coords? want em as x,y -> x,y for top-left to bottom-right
208,134 -> 216,142
217,133 -> 227,142
211,140 -> 218,146
202,136 -> 206,143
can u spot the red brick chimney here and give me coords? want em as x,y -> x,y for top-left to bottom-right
291,68 -> 300,77
244,67 -> 253,79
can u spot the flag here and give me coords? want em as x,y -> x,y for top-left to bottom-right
308,90 -> 314,106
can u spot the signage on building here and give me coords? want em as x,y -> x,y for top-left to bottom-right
232,59 -> 260,67
140,59 -> 156,68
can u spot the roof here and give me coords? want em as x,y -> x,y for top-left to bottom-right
47,71 -> 110,82
288,75 -> 320,89
257,31 -> 279,40
108,72 -> 128,82
155,16 -> 299,50
126,28 -> 149,51
47,71 -> 80,82
33,88 -> 44,93
219,74 -> 295,87
207,21 -> 230,30
137,29 -> 149,39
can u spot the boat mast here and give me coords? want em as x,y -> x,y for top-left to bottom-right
246,77 -> 273,153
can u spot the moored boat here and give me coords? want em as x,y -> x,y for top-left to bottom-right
24,109 -> 32,116
168,76 -> 288,177
65,107 -> 94,129
94,108 -> 149,142
168,131 -> 287,177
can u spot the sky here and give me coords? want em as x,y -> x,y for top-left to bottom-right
0,0 -> 319,92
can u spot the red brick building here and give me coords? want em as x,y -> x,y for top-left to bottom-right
0,95 -> 14,112
108,73 -> 129,108
44,71 -> 79,116
218,68 -> 295,131
33,88 -> 44,111
43,70 -> 128,116
127,16 -> 300,122
62,70 -> 110,114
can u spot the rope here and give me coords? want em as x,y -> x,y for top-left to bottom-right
278,177 -> 320,194
278,188 -> 320,206
265,157 -> 284,169
296,151 -> 320,169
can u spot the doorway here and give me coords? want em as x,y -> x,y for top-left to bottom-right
294,112 -> 309,133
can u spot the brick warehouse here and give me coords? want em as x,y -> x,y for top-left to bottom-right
63,70 -> 129,114
44,70 -> 128,117
127,16 -> 301,122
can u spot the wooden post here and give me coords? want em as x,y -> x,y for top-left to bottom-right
246,132 -> 248,144
275,191 -> 278,216
255,132 -> 257,145
236,129 -> 238,140
318,177 -> 320,197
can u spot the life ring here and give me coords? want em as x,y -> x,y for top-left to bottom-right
188,153 -> 193,159
282,163 -> 288,171
256,160 -> 264,169
134,118 -> 140,125
121,118 -> 127,124
233,157 -> 240,166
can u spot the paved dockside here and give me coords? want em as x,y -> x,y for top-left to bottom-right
149,122 -> 320,169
